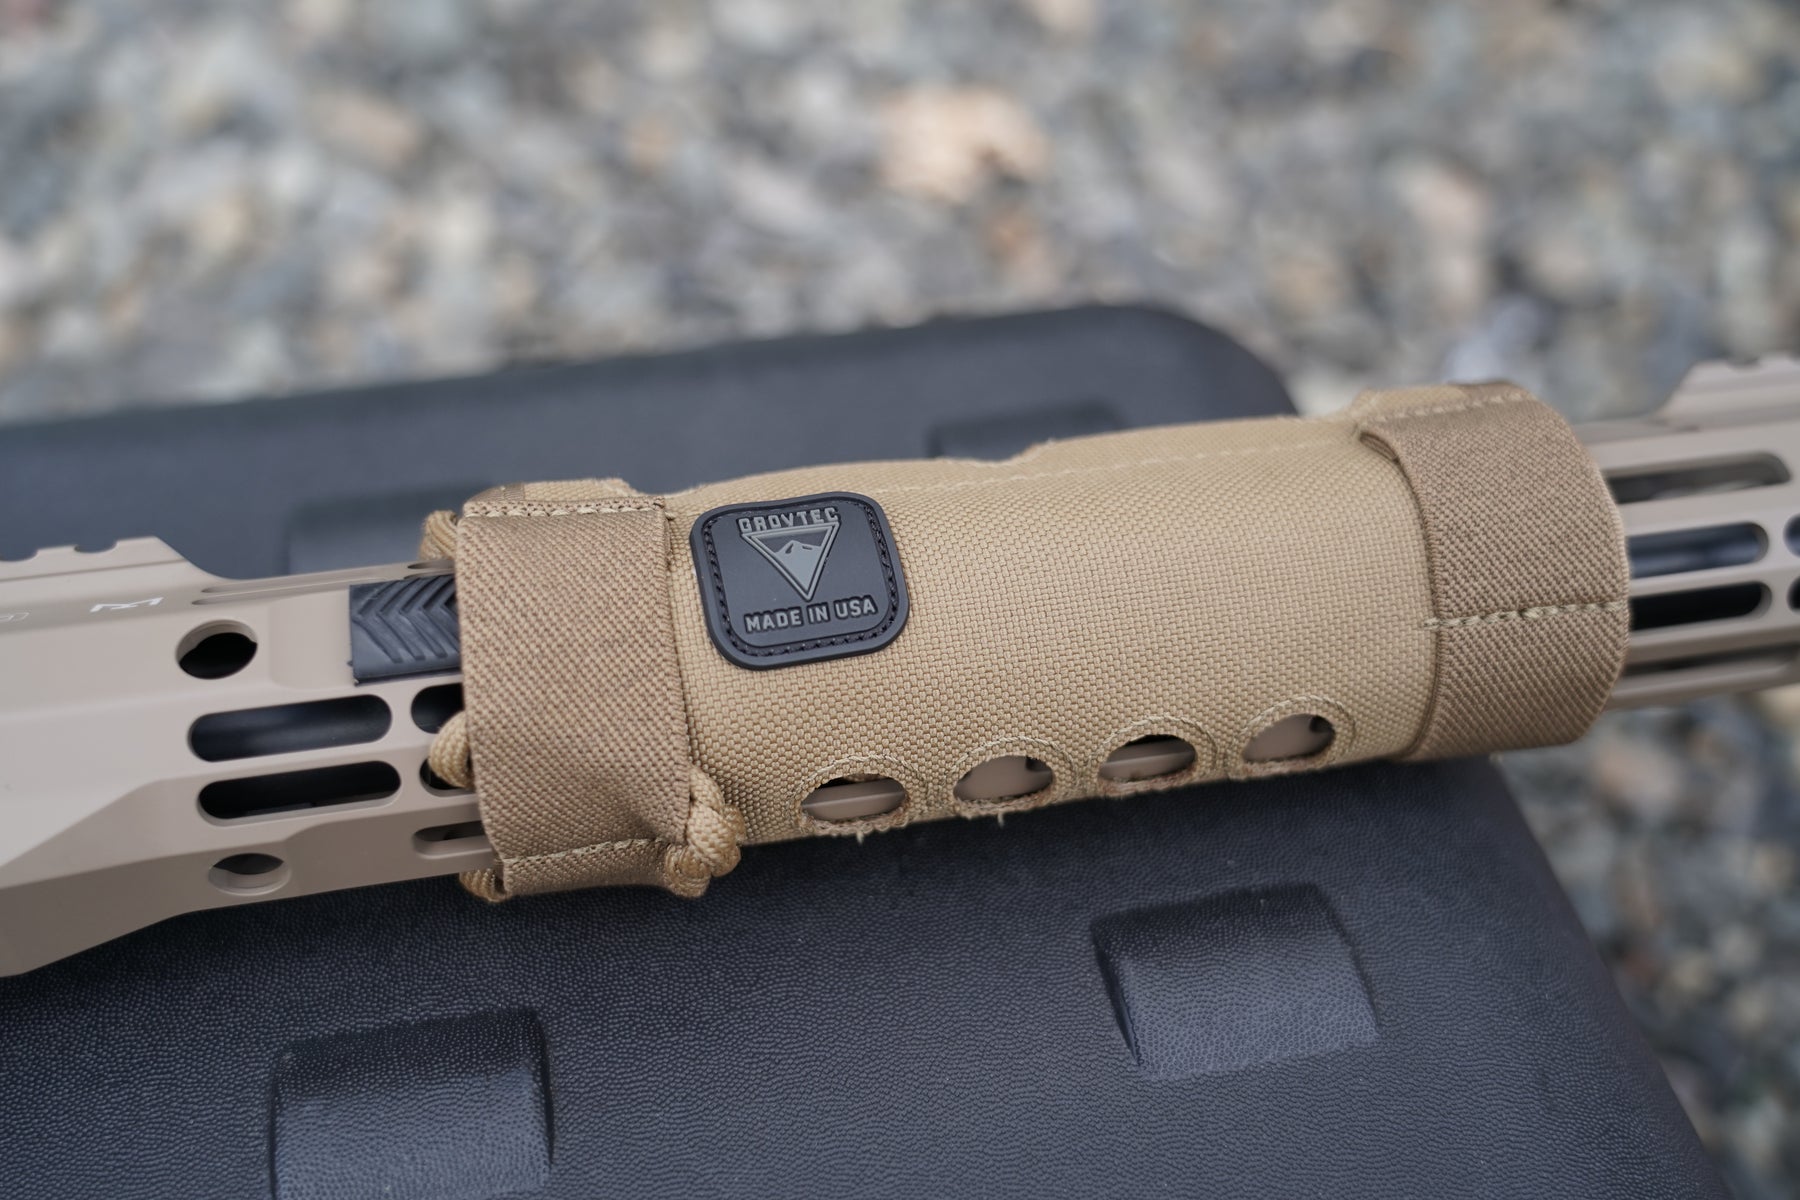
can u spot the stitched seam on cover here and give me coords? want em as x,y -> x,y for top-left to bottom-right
1358,445 -> 1443,761
660,521 -> 706,857
503,838 -> 661,866
1361,391 -> 1528,425
464,501 -> 663,517
860,439 -> 1341,496
1423,600 -> 1627,630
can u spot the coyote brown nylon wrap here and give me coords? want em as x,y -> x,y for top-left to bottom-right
437,383 -> 1627,899
1353,383 -> 1630,758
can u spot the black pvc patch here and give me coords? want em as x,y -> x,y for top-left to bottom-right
692,491 -> 908,669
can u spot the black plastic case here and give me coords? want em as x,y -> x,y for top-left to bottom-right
0,307 -> 1723,1198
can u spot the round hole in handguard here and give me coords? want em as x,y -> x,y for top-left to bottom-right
411,683 -> 464,733
177,622 -> 258,679
208,852 -> 289,895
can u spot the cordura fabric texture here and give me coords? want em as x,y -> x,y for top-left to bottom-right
434,383 -> 1628,899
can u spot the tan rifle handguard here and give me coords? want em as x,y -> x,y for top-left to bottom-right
432,382 -> 1629,901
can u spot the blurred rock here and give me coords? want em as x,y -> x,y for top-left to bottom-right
880,86 -> 1050,204
309,89 -> 427,172
728,155 -> 835,237
1592,732 -> 1686,823
1019,0 -> 1097,39
363,0 -> 475,67
1388,156 -> 1492,324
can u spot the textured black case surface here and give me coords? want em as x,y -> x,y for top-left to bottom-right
0,308 -> 1722,1198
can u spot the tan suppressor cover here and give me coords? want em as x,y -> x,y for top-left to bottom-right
441,383 -> 1628,900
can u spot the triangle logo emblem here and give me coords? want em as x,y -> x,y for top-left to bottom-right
693,493 -> 909,669
741,520 -> 839,601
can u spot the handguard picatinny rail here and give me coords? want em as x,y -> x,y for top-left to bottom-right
1,358 -> 1797,974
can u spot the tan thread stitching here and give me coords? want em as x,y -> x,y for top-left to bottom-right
862,440 -> 1342,497
465,501 -> 662,518
503,838 -> 661,866
1359,390 -> 1528,425
1423,600 -> 1627,630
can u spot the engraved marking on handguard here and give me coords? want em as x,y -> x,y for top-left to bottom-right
90,596 -> 164,613
693,492 -> 909,670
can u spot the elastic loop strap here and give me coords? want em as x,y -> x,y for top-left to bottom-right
454,485 -> 709,896
1354,382 -> 1629,759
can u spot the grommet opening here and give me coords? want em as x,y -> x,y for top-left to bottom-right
1232,700 -> 1354,781
954,756 -> 1055,804
1243,714 -> 1336,763
1099,736 -> 1198,783
800,775 -> 908,823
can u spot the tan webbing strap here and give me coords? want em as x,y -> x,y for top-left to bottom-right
1354,383 -> 1629,759
452,484 -> 741,899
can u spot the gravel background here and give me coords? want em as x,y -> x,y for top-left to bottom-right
2,0 -> 1797,1193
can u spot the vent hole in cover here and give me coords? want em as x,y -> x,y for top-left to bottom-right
1243,715 -> 1336,763
1099,736 -> 1198,783
955,756 -> 1055,803
801,776 -> 906,822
